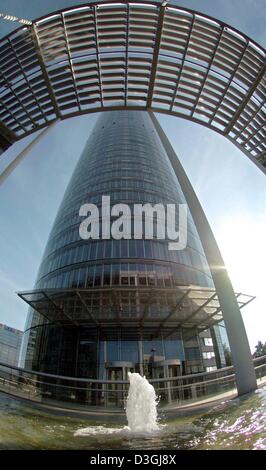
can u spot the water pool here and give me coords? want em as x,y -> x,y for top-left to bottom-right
0,388 -> 265,450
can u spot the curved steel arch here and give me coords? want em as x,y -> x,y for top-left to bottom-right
0,1 -> 265,171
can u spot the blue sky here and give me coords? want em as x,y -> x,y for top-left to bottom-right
0,0 -> 265,351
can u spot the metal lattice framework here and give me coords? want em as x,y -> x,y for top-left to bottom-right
18,286 -> 254,340
0,1 -> 265,171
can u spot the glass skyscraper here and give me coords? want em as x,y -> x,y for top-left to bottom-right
20,111 -> 225,383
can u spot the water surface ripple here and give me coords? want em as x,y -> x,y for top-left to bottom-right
0,388 -> 265,450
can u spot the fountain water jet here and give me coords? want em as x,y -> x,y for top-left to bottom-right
74,372 -> 160,437
125,372 -> 159,433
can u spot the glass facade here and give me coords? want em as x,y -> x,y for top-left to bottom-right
0,323 -> 22,367
21,111 -> 221,380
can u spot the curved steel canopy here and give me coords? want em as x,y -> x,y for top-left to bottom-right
0,1 -> 265,171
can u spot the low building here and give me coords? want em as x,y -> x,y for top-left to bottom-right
0,323 -> 23,367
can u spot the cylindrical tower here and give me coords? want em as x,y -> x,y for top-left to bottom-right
21,111 -> 221,381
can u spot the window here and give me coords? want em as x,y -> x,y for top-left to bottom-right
103,266 -> 111,286
135,240 -> 144,258
164,277 -> 172,287
120,239 -> 128,258
128,240 -> 136,257
157,277 -> 164,287
144,241 -> 153,259
148,276 -> 155,286
112,265 -> 120,285
185,347 -> 200,360
78,268 -> 87,287
87,267 -> 94,287
203,351 -> 215,360
90,243 -> 97,260
164,340 -> 184,360
105,241 -> 112,258
94,266 -> 102,286
204,337 -> 213,346
97,242 -> 104,259
112,240 -> 120,258
71,269 -> 80,287
191,366 -> 201,374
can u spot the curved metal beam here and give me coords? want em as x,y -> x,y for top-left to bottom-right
0,1 -> 265,171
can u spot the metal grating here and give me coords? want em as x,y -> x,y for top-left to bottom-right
0,1 -> 265,171
17,286 -> 255,340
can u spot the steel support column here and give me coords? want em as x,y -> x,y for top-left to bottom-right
0,121 -> 57,186
149,111 -> 257,396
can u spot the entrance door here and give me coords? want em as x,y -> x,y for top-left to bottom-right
169,364 -> 180,378
106,365 -> 135,407
108,368 -> 123,381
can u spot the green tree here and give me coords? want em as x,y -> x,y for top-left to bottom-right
253,341 -> 266,358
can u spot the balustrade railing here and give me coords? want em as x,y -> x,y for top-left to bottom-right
0,356 -> 265,410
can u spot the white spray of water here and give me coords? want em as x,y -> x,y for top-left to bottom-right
74,372 -> 160,437
125,372 -> 159,433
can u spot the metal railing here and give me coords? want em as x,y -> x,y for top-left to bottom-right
0,356 -> 265,411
